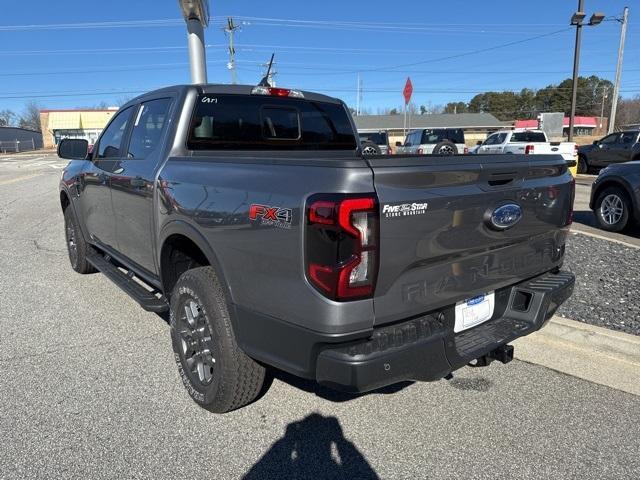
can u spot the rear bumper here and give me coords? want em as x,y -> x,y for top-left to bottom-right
315,270 -> 574,392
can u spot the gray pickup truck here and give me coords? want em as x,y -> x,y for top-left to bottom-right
58,84 -> 575,413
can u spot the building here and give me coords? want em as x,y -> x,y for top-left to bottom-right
353,113 -> 506,148
0,126 -> 43,153
515,116 -> 608,138
39,108 -> 118,149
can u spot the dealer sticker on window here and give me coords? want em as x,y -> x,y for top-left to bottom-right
454,292 -> 495,333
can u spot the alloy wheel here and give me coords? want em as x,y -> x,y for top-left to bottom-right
177,298 -> 216,385
600,194 -> 624,225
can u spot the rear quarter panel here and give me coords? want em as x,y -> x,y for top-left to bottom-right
156,155 -> 377,334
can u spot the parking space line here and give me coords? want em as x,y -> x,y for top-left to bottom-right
0,173 -> 44,186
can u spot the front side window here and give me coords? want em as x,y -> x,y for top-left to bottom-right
599,133 -> 620,145
484,133 -> 506,145
97,107 -> 133,159
126,98 -> 172,159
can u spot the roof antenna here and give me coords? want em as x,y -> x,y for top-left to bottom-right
258,53 -> 275,87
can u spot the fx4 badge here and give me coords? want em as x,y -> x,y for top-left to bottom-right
382,202 -> 429,218
249,204 -> 293,229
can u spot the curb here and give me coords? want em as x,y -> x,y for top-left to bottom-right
513,316 -> 640,396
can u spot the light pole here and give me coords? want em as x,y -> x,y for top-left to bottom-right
178,0 -> 210,84
609,6 -> 629,134
568,2 -> 604,141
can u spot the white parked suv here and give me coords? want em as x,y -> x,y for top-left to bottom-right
475,129 -> 577,162
397,128 -> 467,155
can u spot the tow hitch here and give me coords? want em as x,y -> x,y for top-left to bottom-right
470,344 -> 514,368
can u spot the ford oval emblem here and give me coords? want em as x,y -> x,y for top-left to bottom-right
488,203 -> 522,230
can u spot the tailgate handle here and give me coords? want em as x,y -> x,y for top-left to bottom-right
487,172 -> 517,187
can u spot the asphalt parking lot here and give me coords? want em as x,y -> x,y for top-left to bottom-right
1,155 -> 639,479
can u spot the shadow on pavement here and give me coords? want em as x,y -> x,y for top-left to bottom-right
271,369 -> 414,403
573,210 -> 640,239
243,413 -> 380,480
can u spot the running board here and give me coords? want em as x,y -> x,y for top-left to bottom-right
86,250 -> 169,313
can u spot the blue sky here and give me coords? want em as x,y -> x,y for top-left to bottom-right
0,0 -> 638,114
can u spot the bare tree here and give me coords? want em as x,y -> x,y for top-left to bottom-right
615,95 -> 640,127
116,96 -> 133,107
18,101 -> 42,132
0,109 -> 16,127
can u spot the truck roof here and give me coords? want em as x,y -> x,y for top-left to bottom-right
124,84 -> 345,107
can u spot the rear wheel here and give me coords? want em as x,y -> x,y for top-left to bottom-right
594,187 -> 630,232
63,206 -> 96,274
433,141 -> 458,155
170,266 -> 267,413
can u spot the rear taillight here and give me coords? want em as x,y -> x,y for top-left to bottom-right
417,148 -> 424,155
574,144 -> 579,157
464,146 -> 469,154
251,86 -> 304,98
525,144 -> 535,154
306,194 -> 379,301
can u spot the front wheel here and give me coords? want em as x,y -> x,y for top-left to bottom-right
170,266 -> 267,413
594,187 -> 630,232
577,155 -> 588,174
63,206 -> 96,274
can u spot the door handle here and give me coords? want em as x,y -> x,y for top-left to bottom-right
73,177 -> 84,196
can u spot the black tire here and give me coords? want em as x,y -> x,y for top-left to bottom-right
170,266 -> 267,413
594,187 -> 630,232
63,206 -> 96,274
361,141 -> 381,156
577,155 -> 588,174
433,141 -> 458,155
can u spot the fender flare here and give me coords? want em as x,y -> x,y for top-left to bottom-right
157,220 -> 234,303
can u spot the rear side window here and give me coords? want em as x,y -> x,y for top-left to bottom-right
187,95 -> 356,150
511,131 -> 547,143
127,98 -> 172,159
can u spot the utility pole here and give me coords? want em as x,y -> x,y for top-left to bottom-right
600,85 -> 608,130
609,6 -> 629,134
356,74 -> 363,116
224,17 -> 240,84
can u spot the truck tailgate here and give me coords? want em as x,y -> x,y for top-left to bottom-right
366,154 -> 573,325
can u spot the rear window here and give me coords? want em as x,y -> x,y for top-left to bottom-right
420,129 -> 465,145
359,131 -> 388,145
187,94 -> 356,150
510,131 -> 547,143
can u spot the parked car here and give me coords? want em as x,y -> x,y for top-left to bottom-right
358,130 -> 390,155
57,84 -> 575,413
578,130 -> 640,174
590,161 -> 640,232
476,129 -> 577,167
396,128 -> 467,155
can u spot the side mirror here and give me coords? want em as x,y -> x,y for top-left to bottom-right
58,138 -> 89,160
476,140 -> 483,146
395,141 -> 402,147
